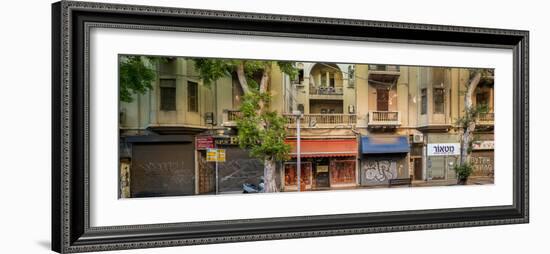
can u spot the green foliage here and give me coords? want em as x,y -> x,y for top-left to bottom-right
455,103 -> 489,129
277,61 -> 299,80
192,59 -> 299,90
191,58 -> 297,161
469,68 -> 494,80
236,92 -> 290,161
454,163 -> 474,180
119,56 -> 158,103
192,59 -> 233,87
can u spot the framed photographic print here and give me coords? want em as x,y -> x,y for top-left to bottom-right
51,1 -> 529,253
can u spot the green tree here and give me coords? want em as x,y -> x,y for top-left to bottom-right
455,69 -> 492,183
193,59 -> 297,192
119,55 -> 164,103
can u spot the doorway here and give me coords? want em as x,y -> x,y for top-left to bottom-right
413,157 -> 423,180
376,88 -> 389,111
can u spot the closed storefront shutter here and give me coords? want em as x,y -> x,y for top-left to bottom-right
131,143 -> 195,197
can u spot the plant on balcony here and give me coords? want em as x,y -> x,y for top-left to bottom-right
455,69 -> 492,184
193,59 -> 298,192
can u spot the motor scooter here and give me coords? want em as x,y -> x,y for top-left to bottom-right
242,178 -> 265,193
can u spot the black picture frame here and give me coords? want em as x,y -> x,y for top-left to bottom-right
51,1 -> 529,253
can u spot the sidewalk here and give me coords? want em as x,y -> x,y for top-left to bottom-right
216,177 -> 495,195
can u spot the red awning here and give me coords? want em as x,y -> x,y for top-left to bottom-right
285,139 -> 358,158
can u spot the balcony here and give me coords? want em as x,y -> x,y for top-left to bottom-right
368,65 -> 401,85
284,114 -> 356,128
222,109 -> 242,127
367,111 -> 401,128
369,65 -> 400,72
477,112 -> 494,126
309,86 -> 344,100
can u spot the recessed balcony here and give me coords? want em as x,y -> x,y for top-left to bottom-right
477,112 -> 494,126
283,114 -> 357,128
222,109 -> 242,127
309,86 -> 344,100
367,111 -> 401,128
368,65 -> 401,85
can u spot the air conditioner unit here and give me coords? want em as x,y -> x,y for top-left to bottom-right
413,134 -> 424,143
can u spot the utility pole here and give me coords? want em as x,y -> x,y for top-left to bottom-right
292,110 -> 303,192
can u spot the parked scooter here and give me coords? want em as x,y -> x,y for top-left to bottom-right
242,177 -> 265,193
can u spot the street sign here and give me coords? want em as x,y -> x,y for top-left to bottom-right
206,148 -> 226,194
217,149 -> 226,162
206,148 -> 226,162
206,149 -> 218,162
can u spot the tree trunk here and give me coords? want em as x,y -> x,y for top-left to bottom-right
257,66 -> 271,112
236,62 -> 251,94
460,72 -> 482,165
263,158 -> 279,192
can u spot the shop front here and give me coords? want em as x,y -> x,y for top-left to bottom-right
121,135 -> 196,198
426,133 -> 460,181
360,136 -> 410,186
283,139 -> 358,191
470,136 -> 494,177
196,135 -> 264,194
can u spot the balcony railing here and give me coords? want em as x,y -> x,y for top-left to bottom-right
222,109 -> 242,126
284,114 -> 356,128
309,86 -> 344,96
368,65 -> 400,72
477,112 -> 495,125
367,111 -> 401,127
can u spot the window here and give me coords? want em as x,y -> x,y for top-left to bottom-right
433,88 -> 445,114
329,73 -> 335,87
421,88 -> 427,115
187,81 -> 198,112
297,69 -> 304,83
348,65 -> 355,86
476,90 -> 490,108
159,79 -> 176,111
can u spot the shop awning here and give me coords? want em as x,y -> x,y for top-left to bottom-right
361,136 -> 410,154
285,139 -> 358,158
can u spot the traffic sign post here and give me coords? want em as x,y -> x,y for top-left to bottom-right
206,149 -> 226,194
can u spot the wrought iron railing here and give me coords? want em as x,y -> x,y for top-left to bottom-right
284,114 -> 356,127
477,112 -> 495,124
368,111 -> 401,125
309,86 -> 344,95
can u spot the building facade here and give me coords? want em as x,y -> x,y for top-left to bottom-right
119,58 -> 273,197
119,57 -> 495,197
281,63 -> 494,190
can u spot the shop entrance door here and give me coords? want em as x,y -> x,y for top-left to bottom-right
314,164 -> 330,189
413,158 -> 423,180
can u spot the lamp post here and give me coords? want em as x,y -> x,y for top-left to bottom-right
292,110 -> 303,192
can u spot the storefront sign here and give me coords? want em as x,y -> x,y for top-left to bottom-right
215,136 -> 239,145
472,140 -> 494,150
196,136 -> 214,150
427,143 -> 460,156
316,165 -> 329,173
